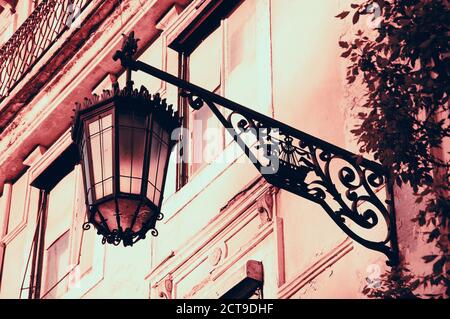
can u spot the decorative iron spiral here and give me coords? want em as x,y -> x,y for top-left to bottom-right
150,228 -> 159,237
82,222 -> 91,230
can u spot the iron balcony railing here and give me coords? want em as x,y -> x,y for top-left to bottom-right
0,0 -> 90,103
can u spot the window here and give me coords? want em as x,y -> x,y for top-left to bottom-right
33,163 -> 97,299
25,142 -> 97,299
188,27 -> 224,174
224,0 -> 258,106
40,169 -> 76,298
177,0 -> 264,185
43,231 -> 70,297
5,173 -> 28,235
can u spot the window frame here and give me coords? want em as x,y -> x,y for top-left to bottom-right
40,229 -> 71,297
25,132 -> 104,299
132,0 -> 273,222
38,167 -> 78,299
175,0 -> 263,188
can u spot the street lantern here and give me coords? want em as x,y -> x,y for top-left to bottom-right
71,31 -> 399,265
72,85 -> 180,246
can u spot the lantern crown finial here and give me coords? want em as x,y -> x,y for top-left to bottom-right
112,31 -> 140,68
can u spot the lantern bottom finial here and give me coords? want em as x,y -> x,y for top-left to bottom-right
84,197 -> 161,247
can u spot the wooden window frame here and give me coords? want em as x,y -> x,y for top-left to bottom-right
29,163 -> 77,299
173,0 -> 253,189
27,136 -> 99,299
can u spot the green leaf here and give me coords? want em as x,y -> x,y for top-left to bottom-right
341,49 -> 352,58
339,41 -> 349,48
433,257 -> 445,274
352,11 -> 360,24
410,279 -> 421,290
335,11 -> 350,19
427,228 -> 440,243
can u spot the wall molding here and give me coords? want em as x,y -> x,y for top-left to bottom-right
278,237 -> 354,299
0,170 -> 32,246
147,178 -> 277,295
0,182 -> 12,239
61,237 -> 106,299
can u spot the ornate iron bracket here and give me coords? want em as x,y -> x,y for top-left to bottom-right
113,32 -> 399,266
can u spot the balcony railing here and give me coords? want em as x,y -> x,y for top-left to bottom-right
0,0 -> 90,103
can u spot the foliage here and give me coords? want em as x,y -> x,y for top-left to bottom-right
337,0 -> 449,298
363,264 -> 419,298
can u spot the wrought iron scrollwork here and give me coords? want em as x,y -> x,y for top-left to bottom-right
180,91 -> 204,110
88,223 -> 160,247
82,222 -> 91,230
180,92 -> 398,264
221,108 -> 398,264
83,208 -> 162,247
112,31 -> 399,265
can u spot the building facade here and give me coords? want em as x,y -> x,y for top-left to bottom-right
0,0 -> 439,299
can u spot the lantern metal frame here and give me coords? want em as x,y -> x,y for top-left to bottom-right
72,84 -> 180,247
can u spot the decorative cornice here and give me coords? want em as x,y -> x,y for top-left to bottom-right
23,145 -> 47,167
156,5 -> 182,31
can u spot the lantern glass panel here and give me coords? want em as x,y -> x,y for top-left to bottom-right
147,119 -> 170,205
119,111 -> 148,194
95,200 -> 119,232
87,114 -> 113,201
81,138 -> 93,205
115,199 -> 154,233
